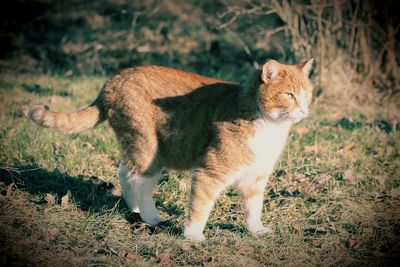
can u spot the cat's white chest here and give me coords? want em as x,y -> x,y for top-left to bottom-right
246,119 -> 291,176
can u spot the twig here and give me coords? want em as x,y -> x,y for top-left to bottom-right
217,14 -> 239,30
226,29 -> 259,69
303,168 -> 338,191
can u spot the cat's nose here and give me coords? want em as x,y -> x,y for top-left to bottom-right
299,107 -> 308,116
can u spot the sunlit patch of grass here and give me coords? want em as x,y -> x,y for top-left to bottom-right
1,73 -> 399,266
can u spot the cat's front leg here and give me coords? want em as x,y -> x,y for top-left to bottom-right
184,172 -> 227,242
237,175 -> 272,235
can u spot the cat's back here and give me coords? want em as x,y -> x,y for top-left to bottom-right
103,65 -> 226,101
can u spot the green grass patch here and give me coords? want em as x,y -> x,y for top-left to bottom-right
0,73 -> 399,266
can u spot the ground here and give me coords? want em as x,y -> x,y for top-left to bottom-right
0,70 -> 399,266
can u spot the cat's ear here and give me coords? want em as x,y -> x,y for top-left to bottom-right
298,58 -> 314,77
261,60 -> 280,83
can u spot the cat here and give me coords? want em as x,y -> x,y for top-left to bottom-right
23,59 -> 314,241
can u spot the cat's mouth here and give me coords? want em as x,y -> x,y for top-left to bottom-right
289,112 -> 308,123
288,106 -> 309,123
291,115 -> 306,123
266,108 -> 308,123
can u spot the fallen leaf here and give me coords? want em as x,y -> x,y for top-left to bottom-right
123,252 -> 143,262
22,236 -> 39,245
321,239 -> 340,253
61,190 -> 71,207
389,188 -> 400,199
313,240 -> 322,247
44,193 -> 56,205
294,126 -> 308,135
295,174 -> 308,183
378,146 -> 388,157
340,144 -> 354,155
6,183 -> 15,196
302,187 -> 318,199
348,236 -> 362,248
321,242 -> 333,253
286,185 -> 298,194
304,145 -> 326,154
46,227 -> 60,241
290,223 -> 300,233
65,69 -> 74,76
373,250 -> 385,257
386,146 -> 394,157
52,142 -> 63,156
313,173 -> 331,185
111,188 -> 122,196
179,242 -> 192,252
157,252 -> 171,264
48,227 -> 60,236
343,170 -> 357,184
239,246 -> 255,255
302,174 -> 330,194
268,201 -> 279,209
82,142 -> 94,150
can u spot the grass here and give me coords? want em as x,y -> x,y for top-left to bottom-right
0,71 -> 399,266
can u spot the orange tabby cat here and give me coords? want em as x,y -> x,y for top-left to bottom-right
23,59 -> 313,241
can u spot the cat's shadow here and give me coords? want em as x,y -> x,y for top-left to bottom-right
152,82 -> 259,125
0,164 -> 182,236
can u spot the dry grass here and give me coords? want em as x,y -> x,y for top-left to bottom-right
0,68 -> 399,266
0,1 -> 399,265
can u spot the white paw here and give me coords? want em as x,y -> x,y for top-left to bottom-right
132,206 -> 140,213
143,216 -> 166,226
249,226 -> 273,236
183,227 -> 205,242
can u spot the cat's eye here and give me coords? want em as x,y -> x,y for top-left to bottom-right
285,92 -> 295,99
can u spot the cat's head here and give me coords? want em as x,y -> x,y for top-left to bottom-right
258,59 -> 314,123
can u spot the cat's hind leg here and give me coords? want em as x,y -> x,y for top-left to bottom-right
118,164 -> 139,213
118,163 -> 165,226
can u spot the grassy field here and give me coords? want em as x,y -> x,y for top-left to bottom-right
0,69 -> 399,266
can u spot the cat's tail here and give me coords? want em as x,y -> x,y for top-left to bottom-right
22,94 -> 107,134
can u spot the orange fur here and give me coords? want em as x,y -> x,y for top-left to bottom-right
24,59 -> 314,241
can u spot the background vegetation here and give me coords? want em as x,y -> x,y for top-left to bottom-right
1,0 -> 399,266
